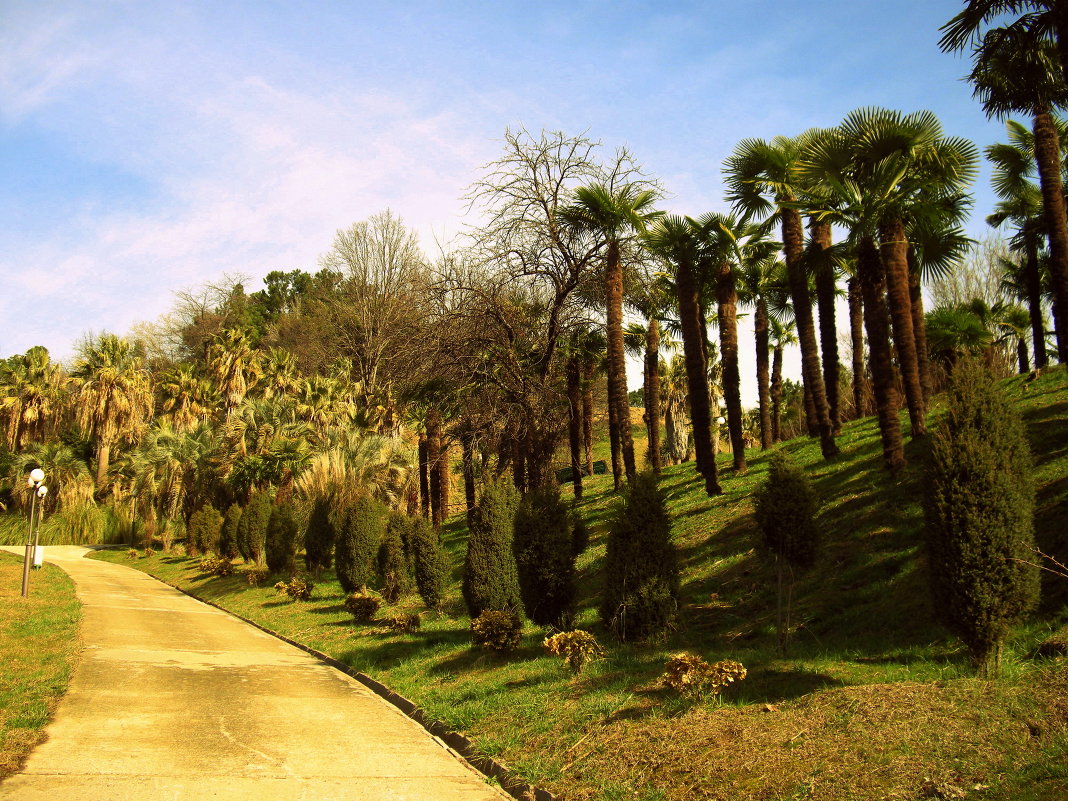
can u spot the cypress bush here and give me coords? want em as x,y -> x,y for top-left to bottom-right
379,512 -> 414,602
924,359 -> 1039,678
304,496 -> 336,578
599,471 -> 678,642
265,501 -> 300,576
187,504 -> 222,557
462,476 -> 523,619
218,503 -> 242,560
410,516 -> 449,610
513,484 -> 576,627
753,452 -> 820,655
335,494 -> 387,594
237,490 -> 273,567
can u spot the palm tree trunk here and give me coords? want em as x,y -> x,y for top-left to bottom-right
717,261 -> 746,472
907,248 -> 933,403
858,236 -> 906,473
604,239 -> 636,478
848,276 -> 867,419
879,217 -> 926,437
95,441 -> 111,490
783,207 -> 838,457
645,318 -> 662,473
1033,108 -> 1068,363
1025,239 -> 1048,369
582,363 -> 595,475
771,344 -> 783,443
418,434 -> 430,518
811,219 -> 841,434
566,356 -> 584,498
1018,337 -> 1031,374
802,382 -> 819,437
437,441 -> 450,522
427,407 -> 443,528
676,259 -> 722,495
754,298 -> 772,449
607,384 -> 622,491
460,428 -> 477,526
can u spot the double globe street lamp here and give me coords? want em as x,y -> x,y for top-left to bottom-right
20,468 -> 47,598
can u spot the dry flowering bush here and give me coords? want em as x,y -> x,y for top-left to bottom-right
543,630 -> 605,674
245,567 -> 270,586
344,590 -> 382,621
384,613 -> 421,632
198,556 -> 234,577
471,610 -> 523,652
274,577 -> 314,601
125,548 -> 140,559
661,653 -> 747,700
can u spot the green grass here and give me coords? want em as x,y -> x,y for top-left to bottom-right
0,551 -> 81,779
92,367 -> 1068,800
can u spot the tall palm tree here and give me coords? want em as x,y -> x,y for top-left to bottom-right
562,183 -> 661,482
768,315 -> 797,443
157,363 -> 216,433
737,237 -> 786,450
71,333 -> 154,489
805,219 -> 843,434
643,214 -> 722,495
207,329 -> 262,419
965,26 -> 1068,360
724,136 -> 839,459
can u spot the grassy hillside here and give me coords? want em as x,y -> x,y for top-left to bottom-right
93,367 -> 1068,800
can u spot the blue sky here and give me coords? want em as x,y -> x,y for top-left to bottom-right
1,0 -> 1007,390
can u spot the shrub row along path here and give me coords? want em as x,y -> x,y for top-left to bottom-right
0,546 -> 508,801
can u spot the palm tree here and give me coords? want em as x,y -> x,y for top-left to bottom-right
724,136 -> 839,459
805,218 -> 843,435
71,333 -> 154,489
562,183 -> 661,482
985,116 -> 1068,368
0,346 -> 67,451
157,363 -> 216,433
659,353 -> 692,464
207,329 -> 262,419
643,215 -> 722,495
965,26 -> 1068,361
926,305 -> 995,373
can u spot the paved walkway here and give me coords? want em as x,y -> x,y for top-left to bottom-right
0,546 -> 508,801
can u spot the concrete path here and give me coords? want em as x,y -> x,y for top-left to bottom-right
0,546 -> 508,801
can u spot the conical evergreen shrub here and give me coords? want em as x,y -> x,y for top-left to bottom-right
187,504 -> 222,556
335,494 -> 386,594
753,452 -> 820,655
265,501 -> 300,576
600,471 -> 678,642
237,490 -> 274,567
513,484 -> 576,627
304,496 -> 336,577
410,516 -> 449,610
379,512 -> 414,602
924,359 -> 1039,678
462,475 -> 522,619
218,503 -> 242,560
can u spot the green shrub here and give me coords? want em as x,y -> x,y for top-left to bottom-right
335,495 -> 386,594
513,484 -> 576,627
265,501 -> 300,575
125,548 -> 139,559
378,512 -> 413,602
218,503 -> 242,560
409,516 -> 449,610
344,589 -> 382,621
244,566 -> 269,586
543,630 -> 604,674
924,360 -> 1040,678
753,452 -> 821,655
198,556 -> 234,577
304,496 -> 336,577
237,490 -> 274,566
600,471 -> 678,642
462,476 -> 522,619
471,609 -> 523,652
187,504 -> 223,557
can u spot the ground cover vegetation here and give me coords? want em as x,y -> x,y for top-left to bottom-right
3,5 -> 1068,797
0,553 -> 80,780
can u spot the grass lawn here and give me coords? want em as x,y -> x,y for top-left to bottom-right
93,367 -> 1068,800
0,552 -> 80,780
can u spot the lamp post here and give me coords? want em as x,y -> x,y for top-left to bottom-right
33,485 -> 48,568
20,468 -> 45,598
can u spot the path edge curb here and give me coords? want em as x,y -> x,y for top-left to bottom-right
139,568 -> 560,801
